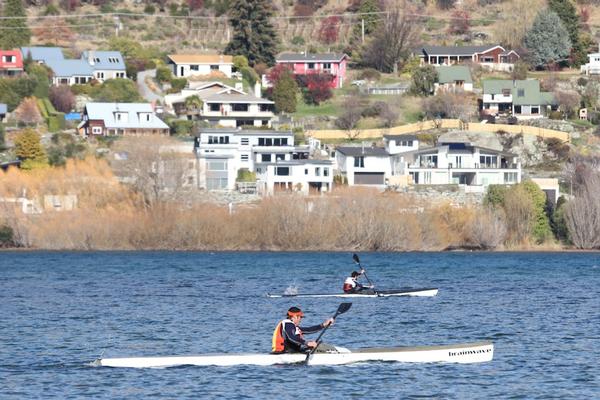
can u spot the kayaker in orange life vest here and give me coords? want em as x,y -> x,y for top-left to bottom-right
272,307 -> 334,354
343,270 -> 374,294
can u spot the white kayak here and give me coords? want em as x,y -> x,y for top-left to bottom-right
95,341 -> 493,368
267,287 -> 438,298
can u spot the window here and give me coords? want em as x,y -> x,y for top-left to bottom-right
502,89 -> 511,96
517,89 -> 525,97
514,105 -> 522,114
482,56 -> 494,62
315,167 -> 320,176
241,138 -> 249,145
354,156 -> 365,168
207,161 -> 227,171
207,177 -> 228,190
531,106 -> 539,114
260,104 -> 273,112
261,154 -> 271,162
491,94 -> 495,100
258,138 -> 265,146
232,104 -> 249,112
266,138 -> 273,146
274,138 -> 281,146
210,65 -> 219,70
479,155 -> 497,168
210,103 -> 220,112
323,62 -> 331,70
190,65 -> 199,71
218,136 -> 230,144
281,138 -> 288,145
323,168 -> 329,177
276,154 -> 285,161
275,167 -> 290,176
95,57 -> 101,63
241,154 -> 249,161
308,63 -> 315,69
2,55 -> 14,63
116,72 -> 125,78
504,172 -> 518,183
97,72 -> 105,79
92,126 -> 102,134
305,168 -> 309,175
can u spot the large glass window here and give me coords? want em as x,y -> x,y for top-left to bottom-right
232,104 -> 249,112
207,177 -> 228,190
354,157 -> 364,168
207,161 -> 227,171
504,172 -> 518,183
275,167 -> 290,176
261,154 -> 271,162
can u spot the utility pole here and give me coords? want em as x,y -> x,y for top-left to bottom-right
361,18 -> 365,43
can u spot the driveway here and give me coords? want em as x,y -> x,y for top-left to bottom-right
137,69 -> 162,102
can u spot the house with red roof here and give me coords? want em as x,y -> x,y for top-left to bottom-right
0,50 -> 24,76
275,53 -> 348,88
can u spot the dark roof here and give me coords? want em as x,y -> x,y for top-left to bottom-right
421,45 -> 503,56
336,146 -> 389,157
384,134 -> 418,141
276,53 -> 347,62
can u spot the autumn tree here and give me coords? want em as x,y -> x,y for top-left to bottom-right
14,97 -> 43,126
49,85 -> 75,113
225,0 -> 278,66
14,128 -> 48,169
423,91 -> 476,122
524,9 -> 571,69
272,69 -> 298,113
448,10 -> 470,35
318,16 -> 341,44
335,96 -> 363,135
267,64 -> 293,86
360,2 -> 422,73
33,18 -> 75,46
188,0 -> 203,12
553,89 -> 581,118
0,0 -> 31,49
296,74 -> 333,105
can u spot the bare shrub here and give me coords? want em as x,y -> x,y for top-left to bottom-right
467,207 -> 507,249
503,185 -> 535,245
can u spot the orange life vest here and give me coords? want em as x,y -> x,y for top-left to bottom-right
272,321 -> 285,353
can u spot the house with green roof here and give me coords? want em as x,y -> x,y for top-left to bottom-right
482,79 -> 557,119
434,66 -> 473,94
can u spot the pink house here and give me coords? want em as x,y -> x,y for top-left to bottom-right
0,50 -> 24,76
275,53 -> 348,88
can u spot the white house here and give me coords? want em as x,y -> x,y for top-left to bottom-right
580,50 -> 600,75
167,54 -> 234,78
81,50 -> 127,82
164,81 -> 275,128
481,79 -> 556,119
397,136 -> 521,187
335,146 -> 391,186
383,134 -> 419,155
79,102 -> 170,136
194,128 -> 332,194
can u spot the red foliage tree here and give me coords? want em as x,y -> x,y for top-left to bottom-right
448,10 -> 470,35
49,86 -> 76,113
296,73 -> 334,105
188,0 -> 203,11
267,64 -> 293,85
60,0 -> 80,11
579,6 -> 590,31
318,16 -> 342,44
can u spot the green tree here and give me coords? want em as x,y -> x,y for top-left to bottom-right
272,69 -> 298,113
524,10 -> 571,69
91,79 -> 142,103
26,63 -> 51,99
352,0 -> 380,42
233,55 -> 249,70
224,0 -> 278,66
521,180 -> 553,243
14,128 -> 47,169
0,0 -> 31,49
184,95 -> 203,111
484,184 -> 509,208
410,65 -> 438,96
0,124 -> 5,151
548,0 -> 585,66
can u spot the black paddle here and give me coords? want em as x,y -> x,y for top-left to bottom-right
305,302 -> 352,364
352,253 -> 375,288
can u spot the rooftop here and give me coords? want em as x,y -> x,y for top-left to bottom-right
167,54 -> 234,64
276,53 -> 347,62
336,146 -> 389,157
436,65 -> 473,84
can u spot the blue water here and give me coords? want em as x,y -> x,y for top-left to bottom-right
0,252 -> 598,399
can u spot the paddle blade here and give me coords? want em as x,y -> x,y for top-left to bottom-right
336,302 -> 352,316
352,253 -> 360,264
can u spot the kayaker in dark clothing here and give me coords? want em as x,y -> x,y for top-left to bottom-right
343,270 -> 374,294
272,306 -> 334,353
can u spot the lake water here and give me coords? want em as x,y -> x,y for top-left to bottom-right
1,251 -> 598,399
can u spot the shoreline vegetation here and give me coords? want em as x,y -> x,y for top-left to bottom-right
0,156 -> 596,252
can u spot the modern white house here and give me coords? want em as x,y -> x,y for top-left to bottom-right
396,136 -> 521,187
194,128 -> 332,194
167,54 -> 234,78
383,134 -> 419,155
481,79 -> 556,119
164,81 -> 275,128
335,146 -> 391,186
580,50 -> 600,75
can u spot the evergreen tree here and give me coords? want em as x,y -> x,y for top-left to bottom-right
272,69 -> 298,113
0,0 -> 31,49
352,0 -> 380,42
524,10 -> 571,69
224,0 -> 278,66
548,0 -> 585,66
409,65 -> 438,96
521,180 -> 553,243
0,123 -> 5,151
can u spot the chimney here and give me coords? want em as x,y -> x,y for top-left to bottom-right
88,50 -> 95,66
234,82 -> 243,92
254,81 -> 261,98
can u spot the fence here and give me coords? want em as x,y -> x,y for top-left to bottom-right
306,119 -> 570,142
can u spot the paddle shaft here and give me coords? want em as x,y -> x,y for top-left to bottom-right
353,254 -> 375,287
305,303 -> 352,363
